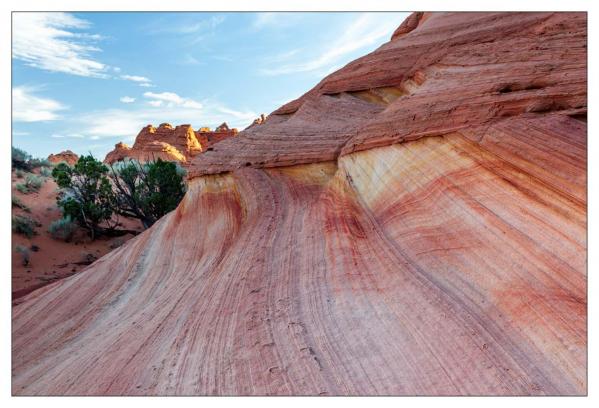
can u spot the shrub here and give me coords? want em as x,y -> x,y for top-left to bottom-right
25,174 -> 44,191
12,195 -> 31,212
12,147 -> 31,170
39,166 -> 52,177
48,216 -> 77,242
52,155 -> 116,239
109,158 -> 186,229
15,183 -> 28,194
28,158 -> 51,169
15,245 -> 30,266
15,169 -> 25,178
12,215 -> 40,238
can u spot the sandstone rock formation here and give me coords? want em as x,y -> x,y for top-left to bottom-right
249,113 -> 267,128
195,122 -> 238,151
12,12 -> 586,396
47,150 -> 78,166
104,123 -> 237,164
187,12 -> 585,177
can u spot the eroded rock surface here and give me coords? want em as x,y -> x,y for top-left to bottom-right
47,150 -> 79,166
187,12 -> 586,177
12,12 -> 586,395
104,123 -> 238,164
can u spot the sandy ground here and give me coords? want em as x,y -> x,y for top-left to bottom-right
11,169 -> 142,304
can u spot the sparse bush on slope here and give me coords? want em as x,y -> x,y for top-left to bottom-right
12,215 -> 40,238
39,166 -> 52,177
12,195 -> 31,212
12,147 -> 31,170
28,158 -> 51,169
16,174 -> 44,194
48,216 -> 77,242
15,245 -> 30,266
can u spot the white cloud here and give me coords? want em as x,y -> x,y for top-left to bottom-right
12,130 -> 30,136
51,133 -> 85,139
121,74 -> 154,87
144,91 -> 183,104
143,91 -> 203,110
147,100 -> 163,107
260,13 -> 408,76
120,96 -> 136,104
13,86 -> 66,122
12,12 -> 108,78
214,105 -> 259,122
121,74 -> 150,83
75,100 -> 257,140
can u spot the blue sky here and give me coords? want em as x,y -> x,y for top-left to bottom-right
12,12 -> 409,159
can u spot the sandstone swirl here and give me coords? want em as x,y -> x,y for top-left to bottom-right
12,12 -> 586,395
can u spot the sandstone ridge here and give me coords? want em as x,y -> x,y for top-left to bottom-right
187,12 -> 586,178
104,122 -> 238,164
13,13 -> 586,396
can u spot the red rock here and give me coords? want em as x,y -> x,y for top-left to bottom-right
194,122 -> 238,151
103,142 -> 133,164
12,12 -> 586,395
105,123 -> 238,164
47,150 -> 79,166
187,12 -> 586,177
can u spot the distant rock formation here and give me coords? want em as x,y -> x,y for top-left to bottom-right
47,150 -> 79,166
248,113 -> 267,128
194,122 -> 238,151
104,123 -> 237,164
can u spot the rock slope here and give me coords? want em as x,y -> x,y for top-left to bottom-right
12,12 -> 586,395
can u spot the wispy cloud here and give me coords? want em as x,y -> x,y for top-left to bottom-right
180,54 -> 202,65
119,96 -> 136,104
143,91 -> 203,109
151,15 -> 225,35
120,75 -> 150,83
251,13 -> 303,30
13,86 -> 66,122
74,100 -> 257,140
51,133 -> 85,139
120,74 -> 154,87
12,130 -> 30,136
260,13 -> 407,76
175,15 -> 225,34
12,12 -> 108,78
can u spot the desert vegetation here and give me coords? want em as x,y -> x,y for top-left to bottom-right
108,159 -> 186,228
12,146 -> 50,171
12,215 -> 41,238
15,245 -> 31,267
12,147 -> 53,194
47,216 -> 77,242
51,155 -> 186,239
12,195 -> 31,212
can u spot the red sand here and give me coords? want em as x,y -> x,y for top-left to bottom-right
11,169 -> 141,303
